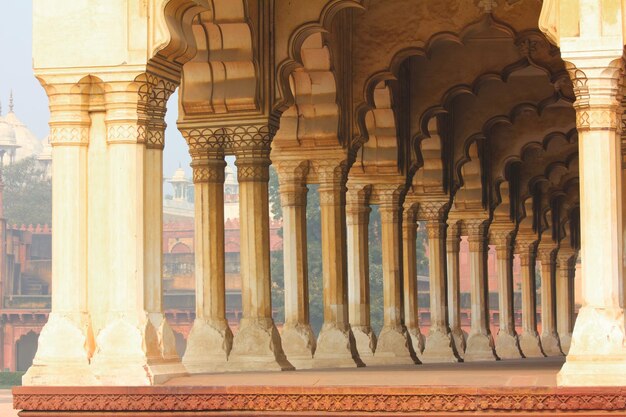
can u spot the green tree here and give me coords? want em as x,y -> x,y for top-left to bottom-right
3,157 -> 51,226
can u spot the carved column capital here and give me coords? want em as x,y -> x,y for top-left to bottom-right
565,59 -> 624,133
416,201 -> 449,222
490,227 -> 515,257
314,160 -> 348,206
275,160 -> 309,208
376,184 -> 404,224
516,235 -> 538,266
402,203 -> 418,233
466,219 -> 490,252
228,125 -> 276,183
537,245 -> 557,264
346,184 -> 372,225
425,220 -> 447,239
446,221 -> 461,252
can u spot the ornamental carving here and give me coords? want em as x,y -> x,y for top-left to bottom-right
279,185 -> 308,207
313,159 -> 348,186
180,127 -> 226,159
275,160 -> 310,183
14,386 -> 626,413
228,125 -> 276,161
379,204 -> 401,224
106,124 -> 147,144
466,219 -> 489,252
417,201 -> 448,222
236,163 -> 270,183
576,109 -> 620,132
192,160 -> 227,184
49,126 -> 89,146
425,221 -> 446,239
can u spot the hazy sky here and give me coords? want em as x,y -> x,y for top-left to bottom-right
0,0 -> 193,179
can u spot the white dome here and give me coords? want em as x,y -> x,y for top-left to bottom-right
5,111 -> 43,160
0,116 -> 17,147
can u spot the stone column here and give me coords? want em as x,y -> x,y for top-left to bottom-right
89,77 -> 186,385
464,219 -> 498,361
402,203 -> 425,357
556,248 -> 576,354
275,160 -> 316,369
446,221 -> 466,356
313,160 -> 362,368
346,183 -> 376,361
537,245 -> 563,356
373,186 -> 417,365
557,55 -> 626,386
180,128 -> 232,373
491,229 -> 522,359
227,125 -> 293,371
516,237 -> 545,357
421,203 -> 459,363
23,86 -> 98,385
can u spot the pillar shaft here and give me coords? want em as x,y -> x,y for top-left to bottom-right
373,189 -> 416,365
275,160 -> 315,369
517,239 -> 545,357
180,129 -> 232,373
313,160 -> 361,368
346,184 -> 375,360
538,247 -> 562,356
421,203 -> 459,363
558,56 -> 626,385
24,93 -> 98,385
402,204 -> 425,356
446,223 -> 465,356
492,229 -> 522,359
227,125 -> 292,371
557,249 -> 576,354
464,219 -> 497,361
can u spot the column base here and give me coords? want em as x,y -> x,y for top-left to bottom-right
557,306 -> 626,386
559,333 -> 572,354
518,330 -> 546,358
351,325 -> 376,363
495,330 -> 522,359
91,317 -> 188,385
421,329 -> 460,363
280,322 -> 316,369
541,332 -> 564,356
22,313 -> 98,386
228,318 -> 294,371
464,331 -> 498,361
182,318 -> 233,373
406,326 -> 425,359
371,325 -> 418,365
313,323 -> 364,368
450,327 -> 467,358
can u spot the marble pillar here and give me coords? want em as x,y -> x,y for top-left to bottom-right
557,50 -> 626,386
275,160 -> 316,369
89,79 -> 186,385
421,203 -> 459,363
464,219 -> 498,361
556,248 -> 576,354
516,238 -> 545,358
492,229 -> 522,359
313,160 -> 362,368
180,129 -> 232,373
373,189 -> 417,365
227,125 -> 293,371
23,89 -> 97,385
446,221 -> 466,357
402,203 -> 425,357
537,246 -> 563,356
346,184 -> 376,361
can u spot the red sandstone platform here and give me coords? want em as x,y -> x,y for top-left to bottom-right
13,358 -> 626,416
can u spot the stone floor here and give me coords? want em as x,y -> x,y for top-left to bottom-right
14,358 -> 626,416
165,356 -> 565,387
